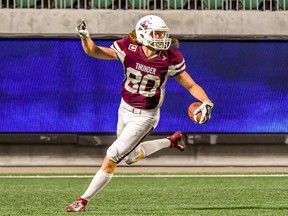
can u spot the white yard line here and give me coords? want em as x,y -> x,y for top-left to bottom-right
0,174 -> 288,178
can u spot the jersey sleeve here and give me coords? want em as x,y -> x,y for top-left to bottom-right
167,48 -> 186,77
110,37 -> 129,63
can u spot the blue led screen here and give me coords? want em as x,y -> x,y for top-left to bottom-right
0,39 -> 287,133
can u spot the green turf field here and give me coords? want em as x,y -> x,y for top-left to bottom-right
0,173 -> 288,216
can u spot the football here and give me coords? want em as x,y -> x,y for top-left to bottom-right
188,102 -> 202,123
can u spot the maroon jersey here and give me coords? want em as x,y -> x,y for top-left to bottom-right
111,36 -> 186,109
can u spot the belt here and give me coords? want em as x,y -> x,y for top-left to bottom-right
120,99 -> 158,115
122,101 -> 142,114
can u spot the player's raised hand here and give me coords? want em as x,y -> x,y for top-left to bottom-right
76,19 -> 89,39
193,101 -> 214,124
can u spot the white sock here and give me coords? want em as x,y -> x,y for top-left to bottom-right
140,138 -> 170,157
81,169 -> 113,201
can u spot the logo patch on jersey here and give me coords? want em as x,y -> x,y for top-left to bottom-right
128,44 -> 137,52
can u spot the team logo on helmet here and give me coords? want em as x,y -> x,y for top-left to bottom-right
139,20 -> 151,30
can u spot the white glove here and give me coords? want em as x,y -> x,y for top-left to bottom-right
193,101 -> 214,124
76,19 -> 89,39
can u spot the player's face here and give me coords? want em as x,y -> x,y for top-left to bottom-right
149,30 -> 167,50
151,31 -> 165,39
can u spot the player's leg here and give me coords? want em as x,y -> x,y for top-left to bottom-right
125,131 -> 185,165
66,106 -> 158,212
66,156 -> 117,212
66,106 -> 127,212
80,156 -> 116,199
142,131 -> 185,154
78,118 -> 154,201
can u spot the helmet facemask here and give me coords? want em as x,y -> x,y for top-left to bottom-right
136,15 -> 172,51
148,28 -> 171,51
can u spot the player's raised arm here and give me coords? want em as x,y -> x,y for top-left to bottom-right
76,19 -> 118,60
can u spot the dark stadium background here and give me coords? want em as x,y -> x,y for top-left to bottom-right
0,39 -> 287,133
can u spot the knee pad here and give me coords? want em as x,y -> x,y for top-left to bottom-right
106,145 -> 119,163
107,142 -> 126,163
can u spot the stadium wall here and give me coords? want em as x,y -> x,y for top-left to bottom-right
1,10 -> 288,38
1,134 -> 288,166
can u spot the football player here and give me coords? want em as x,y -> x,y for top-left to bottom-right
66,15 -> 213,212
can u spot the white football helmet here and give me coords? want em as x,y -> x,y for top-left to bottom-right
135,15 -> 171,51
